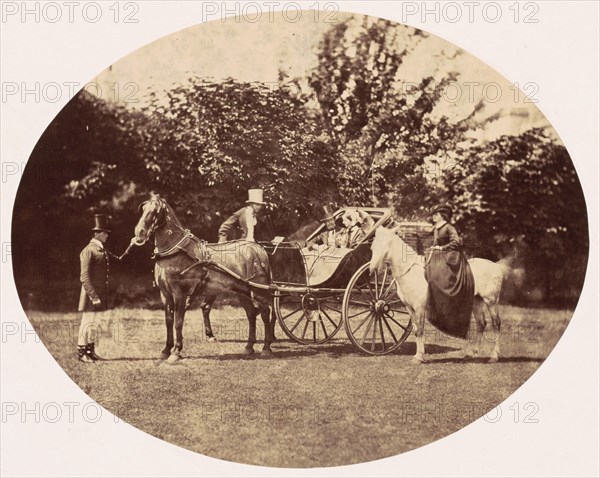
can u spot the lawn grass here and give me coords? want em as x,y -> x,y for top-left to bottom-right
27,305 -> 572,467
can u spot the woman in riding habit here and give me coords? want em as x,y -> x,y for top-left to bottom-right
424,204 -> 475,339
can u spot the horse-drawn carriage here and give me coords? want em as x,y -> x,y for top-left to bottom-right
133,196 -> 437,360
261,207 -> 427,355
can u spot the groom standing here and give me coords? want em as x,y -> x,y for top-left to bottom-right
77,214 -> 113,363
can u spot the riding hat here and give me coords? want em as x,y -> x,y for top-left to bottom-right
246,188 -> 266,205
430,204 -> 453,220
92,214 -> 111,233
319,205 -> 335,222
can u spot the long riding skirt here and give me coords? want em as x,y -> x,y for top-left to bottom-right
424,249 -> 474,339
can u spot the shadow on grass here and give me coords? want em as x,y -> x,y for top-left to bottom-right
426,356 -> 545,364
181,342 -> 460,361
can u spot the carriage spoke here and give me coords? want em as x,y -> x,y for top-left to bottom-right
365,279 -> 376,300
348,308 -> 371,320
352,312 -> 374,336
320,317 -> 328,339
381,268 -> 389,298
321,303 -> 342,314
374,270 -> 379,298
381,315 -> 399,344
312,321 -> 317,343
289,313 -> 306,333
378,315 -> 387,350
370,315 -> 378,352
281,305 -> 303,321
301,319 -> 310,340
320,307 -> 339,330
355,284 -> 374,303
360,314 -> 375,346
381,278 -> 397,302
348,299 -> 372,307
385,312 -> 408,331
389,307 -> 409,315
385,298 -> 404,305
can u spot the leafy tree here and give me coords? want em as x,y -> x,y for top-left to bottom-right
136,77 -> 340,234
441,128 -> 588,301
309,16 -> 467,212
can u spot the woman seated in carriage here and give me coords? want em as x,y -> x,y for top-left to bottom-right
306,207 -> 375,252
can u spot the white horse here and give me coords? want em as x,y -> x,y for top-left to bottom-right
370,227 -> 505,363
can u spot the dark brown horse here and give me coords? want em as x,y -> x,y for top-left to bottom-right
196,218 -> 319,340
134,194 -> 275,363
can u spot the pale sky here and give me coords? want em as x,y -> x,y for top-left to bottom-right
93,12 -> 552,142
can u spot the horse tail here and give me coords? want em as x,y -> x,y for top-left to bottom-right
489,259 -> 526,304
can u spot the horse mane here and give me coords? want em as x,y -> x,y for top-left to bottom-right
160,199 -> 183,228
387,226 -> 419,257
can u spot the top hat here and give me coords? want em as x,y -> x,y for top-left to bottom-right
430,204 -> 453,220
246,188 -> 266,205
319,205 -> 335,222
92,214 -> 111,232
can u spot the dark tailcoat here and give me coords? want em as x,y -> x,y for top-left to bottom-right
218,207 -> 273,243
78,239 -> 110,312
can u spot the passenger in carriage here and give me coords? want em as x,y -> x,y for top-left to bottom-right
306,206 -> 343,251
341,209 -> 372,248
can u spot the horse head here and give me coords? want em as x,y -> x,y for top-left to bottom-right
369,227 -> 396,274
134,193 -> 166,244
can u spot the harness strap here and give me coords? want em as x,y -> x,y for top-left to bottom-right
152,230 -> 194,258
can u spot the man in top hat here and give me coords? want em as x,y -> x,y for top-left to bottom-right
218,188 -> 272,243
77,214 -> 114,363
306,206 -> 342,250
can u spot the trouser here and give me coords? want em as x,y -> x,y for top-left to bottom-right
77,311 -> 103,346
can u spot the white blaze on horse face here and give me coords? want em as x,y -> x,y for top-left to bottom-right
134,200 -> 156,242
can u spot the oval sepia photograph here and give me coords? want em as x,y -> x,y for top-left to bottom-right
7,6 -> 593,472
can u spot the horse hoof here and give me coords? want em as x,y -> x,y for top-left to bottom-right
242,348 -> 254,356
488,356 -> 499,363
207,336 -> 217,343
167,354 -> 181,364
159,352 -> 170,361
260,349 -> 273,357
411,356 -> 424,364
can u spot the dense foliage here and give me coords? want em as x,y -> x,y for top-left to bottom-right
12,18 -> 588,309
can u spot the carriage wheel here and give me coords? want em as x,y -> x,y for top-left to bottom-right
274,292 -> 344,345
343,263 -> 413,355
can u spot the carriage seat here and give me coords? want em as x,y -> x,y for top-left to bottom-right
301,245 -> 353,286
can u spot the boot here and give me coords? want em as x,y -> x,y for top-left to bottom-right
77,345 -> 95,363
87,343 -> 105,361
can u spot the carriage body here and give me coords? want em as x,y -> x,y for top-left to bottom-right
257,208 -> 429,354
262,207 -> 392,289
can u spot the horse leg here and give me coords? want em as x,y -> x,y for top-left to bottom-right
240,296 -> 257,355
160,293 -> 174,360
167,292 -> 186,364
488,302 -> 501,363
464,297 -> 486,359
201,295 -> 217,342
258,301 -> 273,357
412,309 -> 426,364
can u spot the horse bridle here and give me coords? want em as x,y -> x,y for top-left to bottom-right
138,197 -> 168,244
